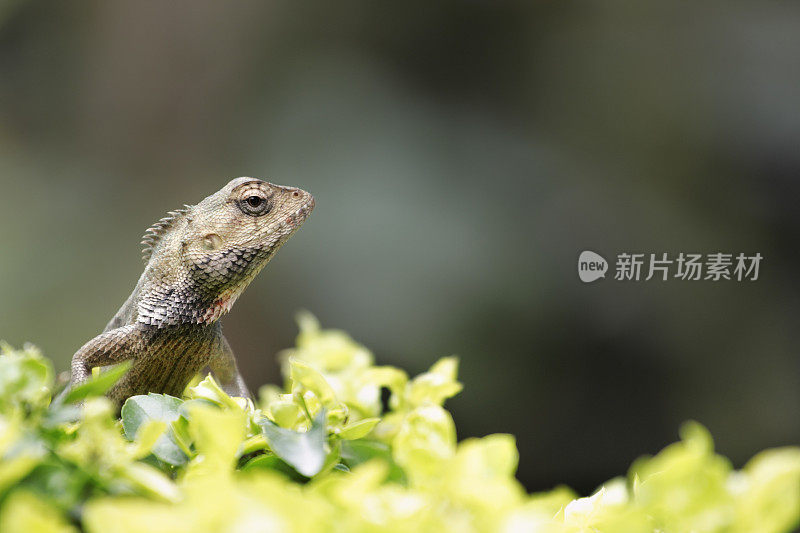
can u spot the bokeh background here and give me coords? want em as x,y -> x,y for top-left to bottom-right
1,1 -> 799,494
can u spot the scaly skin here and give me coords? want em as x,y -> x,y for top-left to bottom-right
67,177 -> 314,404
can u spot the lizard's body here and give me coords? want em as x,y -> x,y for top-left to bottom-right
67,177 -> 314,403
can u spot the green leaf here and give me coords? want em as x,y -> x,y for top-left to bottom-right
131,421 -> 167,460
289,359 -> 340,409
0,343 -> 53,412
41,404 -> 82,428
338,417 -> 380,440
737,447 -> 800,532
121,394 -> 187,466
0,490 -> 78,533
61,361 -> 132,404
184,403 -> 246,471
119,462 -> 180,503
240,435 -> 269,456
315,439 -> 343,478
259,410 -> 327,477
83,497 -> 191,533
21,459 -> 90,511
406,356 -> 463,407
340,439 -> 407,484
0,455 -> 41,496
240,454 -> 308,482
185,374 -> 240,409
393,405 -> 457,486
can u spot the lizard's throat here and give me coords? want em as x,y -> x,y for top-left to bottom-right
199,288 -> 243,324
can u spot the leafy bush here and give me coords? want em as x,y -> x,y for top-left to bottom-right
0,314 -> 798,533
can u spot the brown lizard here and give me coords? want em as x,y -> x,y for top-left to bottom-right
67,177 -> 314,404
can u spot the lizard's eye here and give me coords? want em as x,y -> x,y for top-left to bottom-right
240,194 -> 271,215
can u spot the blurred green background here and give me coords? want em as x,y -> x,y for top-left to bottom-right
1,1 -> 798,494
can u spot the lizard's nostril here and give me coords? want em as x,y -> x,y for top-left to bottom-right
291,191 -> 300,198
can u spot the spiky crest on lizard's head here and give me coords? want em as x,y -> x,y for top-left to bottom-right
136,177 -> 315,326
141,206 -> 192,263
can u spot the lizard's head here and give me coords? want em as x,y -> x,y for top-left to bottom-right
191,177 -> 316,255
140,177 -> 314,324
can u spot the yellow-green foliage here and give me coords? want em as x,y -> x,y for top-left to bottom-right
0,317 -> 798,533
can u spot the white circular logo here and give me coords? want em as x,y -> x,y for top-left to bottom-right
578,251 -> 608,283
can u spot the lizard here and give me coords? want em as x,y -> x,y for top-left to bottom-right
66,177 -> 314,405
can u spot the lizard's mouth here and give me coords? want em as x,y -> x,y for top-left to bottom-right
242,196 -> 315,249
278,196 -> 315,232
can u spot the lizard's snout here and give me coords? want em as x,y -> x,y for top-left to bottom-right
289,188 -> 314,213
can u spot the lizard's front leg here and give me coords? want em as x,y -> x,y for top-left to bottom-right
70,324 -> 141,384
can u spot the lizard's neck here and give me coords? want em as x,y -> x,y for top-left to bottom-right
135,244 -> 272,328
197,290 -> 242,324
135,274 -> 255,328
